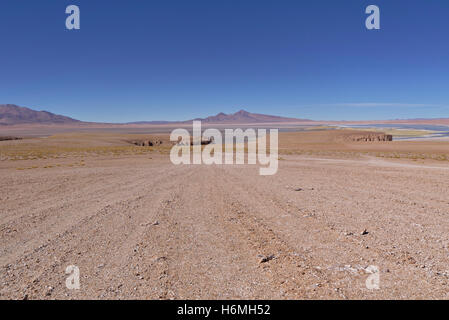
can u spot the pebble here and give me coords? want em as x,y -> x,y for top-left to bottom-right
259,254 -> 275,264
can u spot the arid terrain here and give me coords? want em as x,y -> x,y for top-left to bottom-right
1,129 -> 449,299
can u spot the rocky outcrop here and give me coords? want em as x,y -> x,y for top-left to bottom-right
176,137 -> 214,146
191,137 -> 214,146
131,139 -> 163,147
0,136 -> 22,141
344,133 -> 393,142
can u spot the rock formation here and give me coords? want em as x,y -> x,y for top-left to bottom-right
344,133 -> 393,142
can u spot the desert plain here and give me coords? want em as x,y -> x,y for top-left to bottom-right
1,125 -> 449,299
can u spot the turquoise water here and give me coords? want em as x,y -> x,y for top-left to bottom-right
339,124 -> 449,140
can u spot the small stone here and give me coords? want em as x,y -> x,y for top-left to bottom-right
46,286 -> 53,296
361,229 -> 369,235
259,254 -> 275,263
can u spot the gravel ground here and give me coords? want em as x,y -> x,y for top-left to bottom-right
1,154 -> 449,299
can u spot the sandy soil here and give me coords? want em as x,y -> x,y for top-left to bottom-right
0,131 -> 449,299
1,139 -> 449,299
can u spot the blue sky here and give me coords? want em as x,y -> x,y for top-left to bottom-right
0,0 -> 448,122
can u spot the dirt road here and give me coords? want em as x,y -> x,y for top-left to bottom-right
1,154 -> 449,299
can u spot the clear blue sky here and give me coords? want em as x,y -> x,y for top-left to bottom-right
1,0 -> 448,122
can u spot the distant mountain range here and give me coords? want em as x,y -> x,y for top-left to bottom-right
0,104 -> 307,125
1,104 -> 449,126
0,104 -> 80,125
190,109 -> 310,123
129,109 -> 310,124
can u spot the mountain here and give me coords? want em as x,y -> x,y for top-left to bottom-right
6,105 -> 447,127
0,104 -> 81,125
190,109 -> 309,124
1,105 -> 307,126
126,121 -> 177,125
